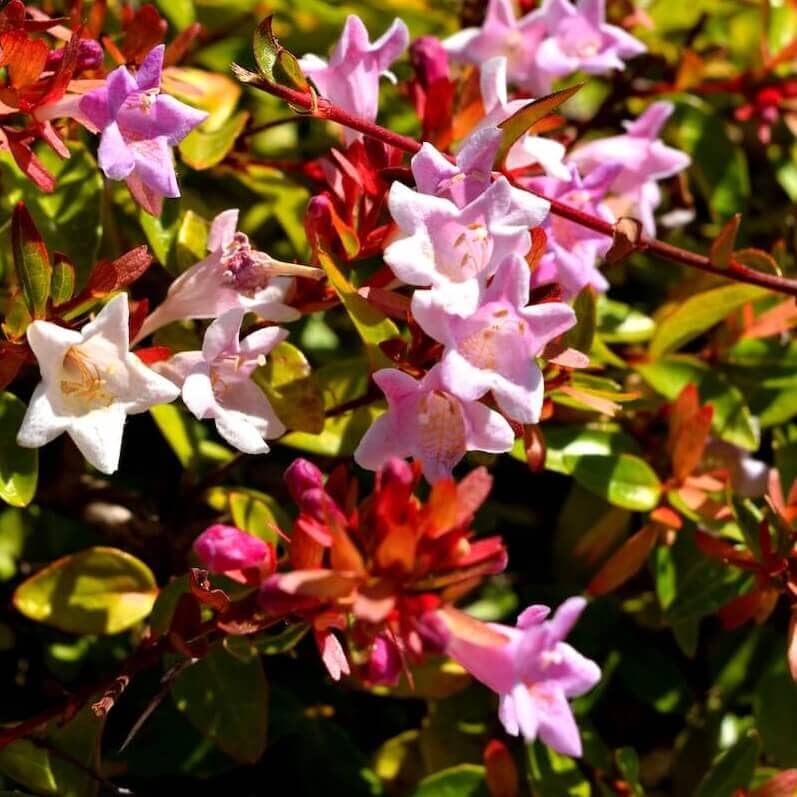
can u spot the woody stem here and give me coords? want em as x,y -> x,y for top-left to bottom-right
244,76 -> 797,299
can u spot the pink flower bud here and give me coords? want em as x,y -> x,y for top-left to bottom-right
368,634 -> 402,686
285,458 -> 325,503
379,458 -> 415,491
410,36 -> 450,87
194,524 -> 272,573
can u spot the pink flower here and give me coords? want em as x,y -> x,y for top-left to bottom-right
412,255 -> 575,424
477,57 -> 570,180
568,102 -> 691,235
299,15 -> 409,144
78,45 -> 208,215
385,176 -> 546,315
444,0 -> 547,92
523,163 -> 618,298
433,597 -> 601,756
194,524 -> 275,576
354,366 -> 514,482
531,0 -> 646,93
134,209 -> 322,343
411,126 -> 552,213
156,309 -> 286,454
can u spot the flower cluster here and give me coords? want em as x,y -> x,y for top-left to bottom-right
191,457 -> 600,755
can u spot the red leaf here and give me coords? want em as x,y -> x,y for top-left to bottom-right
0,340 -> 28,389
87,246 -> 153,296
188,568 -> 230,614
672,404 -> 714,482
134,346 -> 171,366
484,739 -> 519,797
588,524 -> 659,596
750,770 -> 797,797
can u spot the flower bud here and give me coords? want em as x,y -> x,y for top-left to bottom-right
410,36 -> 450,88
367,634 -> 402,686
193,524 -> 272,573
285,458 -> 325,503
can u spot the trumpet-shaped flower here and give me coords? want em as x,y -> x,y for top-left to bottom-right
523,163 -> 618,297
78,45 -> 208,215
412,127 -> 553,217
385,176 -> 545,315
412,256 -> 576,424
568,102 -> 691,235
354,366 -> 514,482
444,0 -> 546,92
134,209 -> 322,343
16,294 -> 180,474
299,15 -> 409,143
477,57 -> 570,180
532,0 -> 646,92
432,597 -> 601,755
157,310 -> 286,455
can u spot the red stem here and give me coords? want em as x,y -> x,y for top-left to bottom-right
247,77 -> 797,299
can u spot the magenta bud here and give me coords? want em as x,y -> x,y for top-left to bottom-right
285,458 -> 325,503
47,39 -> 104,73
368,634 -> 402,686
410,36 -> 450,87
378,457 -> 414,491
193,524 -> 272,573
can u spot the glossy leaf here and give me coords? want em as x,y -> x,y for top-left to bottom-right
694,731 -> 759,797
13,546 -> 158,634
12,202 -> 51,319
0,392 -> 37,508
650,283 -> 767,359
180,111 -> 250,170
708,213 -> 741,269
170,641 -> 268,764
495,83 -> 581,166
411,764 -> 489,797
588,524 -> 659,596
564,454 -> 662,511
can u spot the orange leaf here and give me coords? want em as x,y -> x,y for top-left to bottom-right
672,404 -> 713,482
455,467 -> 493,527
484,739 -> 519,797
588,524 -> 659,596
741,298 -> 797,340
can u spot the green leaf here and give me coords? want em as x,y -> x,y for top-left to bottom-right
253,15 -> 310,91
12,202 -> 51,319
0,392 -> 37,508
527,741 -> 591,796
154,0 -> 195,28
754,669 -> 797,767
254,341 -> 325,434
281,405 -> 382,457
615,748 -> 645,796
670,97 -> 750,220
495,84 -> 582,166
252,622 -> 310,654
150,403 -> 235,472
563,453 -> 662,511
13,546 -> 158,634
50,255 -> 76,306
180,110 -> 250,170
205,486 -> 290,544
0,707 -> 104,797
597,296 -> 656,343
319,251 -> 399,370
411,764 -> 489,797
637,356 -> 760,450
649,283 -> 768,358
694,731 -> 759,797
563,286 -> 597,354
171,642 -> 268,764
534,425 -> 641,474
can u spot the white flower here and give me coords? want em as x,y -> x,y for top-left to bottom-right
157,309 -> 286,455
17,294 -> 181,474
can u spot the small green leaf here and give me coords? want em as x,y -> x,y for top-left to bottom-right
411,764 -> 489,797
0,392 -> 38,508
564,453 -> 662,511
13,546 -> 158,634
754,669 -> 797,767
694,731 -> 759,797
563,286 -> 597,354
252,622 -> 310,654
180,110 -> 250,170
281,405 -> 382,457
650,283 -> 768,359
253,15 -> 310,91
319,251 -> 399,370
615,747 -> 645,796
495,84 -> 582,166
49,254 -> 75,306
171,642 -> 268,764
637,356 -> 760,450
1,292 -> 32,341
12,202 -> 51,319
150,403 -> 234,472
